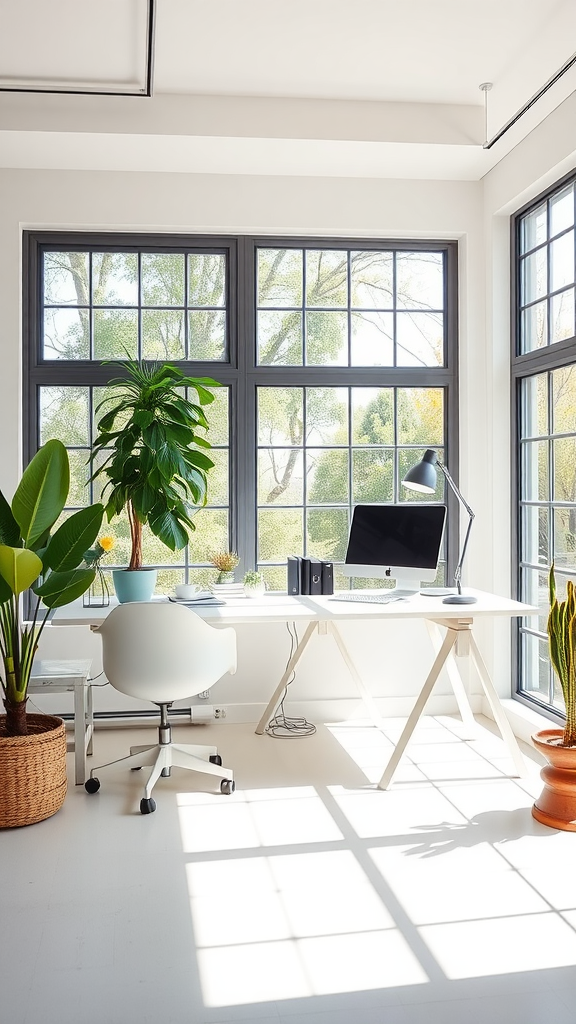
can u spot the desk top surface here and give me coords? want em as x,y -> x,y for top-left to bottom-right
51,590 -> 536,627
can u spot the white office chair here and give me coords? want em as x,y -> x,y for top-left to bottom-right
84,602 -> 237,814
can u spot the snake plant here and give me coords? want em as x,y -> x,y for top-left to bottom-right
547,563 -> 576,746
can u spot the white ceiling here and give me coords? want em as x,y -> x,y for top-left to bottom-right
1,0 -> 576,180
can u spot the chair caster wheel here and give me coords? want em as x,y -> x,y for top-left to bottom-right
140,797 -> 156,814
85,777 -> 100,794
209,754 -> 222,766
220,779 -> 235,795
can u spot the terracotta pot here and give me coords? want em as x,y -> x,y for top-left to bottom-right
531,728 -> 576,831
0,714 -> 67,828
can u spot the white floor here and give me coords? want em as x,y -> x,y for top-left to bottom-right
1,712 -> 575,1024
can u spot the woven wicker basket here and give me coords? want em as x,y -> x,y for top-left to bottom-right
0,714 -> 67,828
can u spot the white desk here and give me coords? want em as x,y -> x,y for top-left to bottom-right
29,659 -> 93,785
53,590 -> 535,789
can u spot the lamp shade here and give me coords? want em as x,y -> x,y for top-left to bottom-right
402,449 -> 438,494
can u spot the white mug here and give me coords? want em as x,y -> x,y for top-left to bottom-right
175,583 -> 200,599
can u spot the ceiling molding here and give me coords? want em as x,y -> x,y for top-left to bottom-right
0,0 -> 155,98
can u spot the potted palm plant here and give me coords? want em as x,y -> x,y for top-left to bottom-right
90,359 -> 221,603
0,439 -> 104,826
532,563 -> 576,830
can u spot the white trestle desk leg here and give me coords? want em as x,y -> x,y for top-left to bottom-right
378,627 -> 459,790
425,620 -> 477,735
255,621 -> 318,735
329,622 -> 388,729
468,634 -> 527,778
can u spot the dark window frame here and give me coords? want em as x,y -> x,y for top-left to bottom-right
512,167 -> 576,719
23,231 -> 460,586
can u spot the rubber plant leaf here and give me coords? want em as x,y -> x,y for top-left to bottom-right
148,507 -> 189,551
11,439 -> 69,547
0,545 -> 43,595
34,568 -> 96,607
43,504 -> 104,573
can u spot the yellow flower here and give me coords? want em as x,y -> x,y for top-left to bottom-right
99,536 -> 115,552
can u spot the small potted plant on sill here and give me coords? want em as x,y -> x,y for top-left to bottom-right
532,563 -> 576,831
209,550 -> 240,585
90,359 -> 220,603
0,439 -> 104,827
243,570 -> 266,598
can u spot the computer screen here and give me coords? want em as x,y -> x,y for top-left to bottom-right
342,503 -> 447,594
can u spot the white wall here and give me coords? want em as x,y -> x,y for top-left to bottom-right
0,166 -> 490,720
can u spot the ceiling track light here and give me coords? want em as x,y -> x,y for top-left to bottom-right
480,50 -> 576,149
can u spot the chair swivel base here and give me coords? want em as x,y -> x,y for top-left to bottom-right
85,741 -> 235,813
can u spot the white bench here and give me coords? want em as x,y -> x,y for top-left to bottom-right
29,659 -> 93,785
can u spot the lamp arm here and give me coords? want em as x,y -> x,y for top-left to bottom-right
436,460 -> 475,594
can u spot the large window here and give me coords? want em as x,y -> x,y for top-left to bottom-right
24,234 -> 459,593
514,172 -> 576,713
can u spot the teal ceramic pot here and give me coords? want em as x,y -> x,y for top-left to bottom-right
112,569 -> 157,603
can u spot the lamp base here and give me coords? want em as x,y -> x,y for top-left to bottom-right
420,587 -> 456,597
442,594 -> 478,605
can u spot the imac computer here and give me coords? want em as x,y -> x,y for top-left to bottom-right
341,503 -> 447,596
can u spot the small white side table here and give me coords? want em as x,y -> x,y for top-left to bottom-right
28,659 -> 93,785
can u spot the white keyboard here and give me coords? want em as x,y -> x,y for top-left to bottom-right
329,592 -> 407,605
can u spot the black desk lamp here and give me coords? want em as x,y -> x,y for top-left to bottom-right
402,449 -> 477,605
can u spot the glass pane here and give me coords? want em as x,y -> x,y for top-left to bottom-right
553,508 -> 576,570
396,311 -> 443,366
141,253 -> 184,306
306,449 -> 348,504
188,253 -> 225,307
189,509 -> 229,562
43,308 -> 89,360
257,248 -> 303,307
352,449 -> 394,503
552,365 -> 576,434
206,449 -> 229,506
550,185 -> 574,238
306,388 -> 348,445
66,450 -> 91,507
142,530 -> 187,567
258,388 -> 303,446
522,505 -> 548,566
258,448 -> 303,505
520,300 -> 547,352
520,203 -> 546,253
521,374 -> 548,438
305,250 -> 347,307
101,510 -> 130,567
40,386 -> 90,446
93,309 -> 138,360
520,567 -> 546,626
188,310 -> 226,360
521,248 -> 547,305
520,632 -> 551,702
351,251 -> 393,308
352,388 -> 394,445
258,508 -> 303,561
305,311 -> 347,365
521,440 -> 549,501
257,565 -> 286,592
551,231 -> 574,292
306,508 -> 349,561
397,388 -> 444,446
351,312 -> 393,366
195,386 -> 229,447
155,568 -> 186,597
44,252 -> 89,305
551,288 -> 575,344
257,310 -> 303,365
92,252 -> 138,305
398,448 -> 444,502
142,310 -> 185,360
396,251 -> 444,310
553,438 -> 576,501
